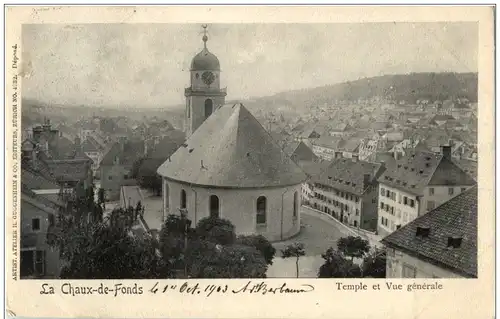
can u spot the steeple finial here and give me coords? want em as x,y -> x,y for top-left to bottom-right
202,24 -> 208,49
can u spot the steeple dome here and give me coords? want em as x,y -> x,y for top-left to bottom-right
190,24 -> 220,71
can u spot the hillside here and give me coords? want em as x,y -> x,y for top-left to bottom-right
243,72 -> 477,114
21,72 -> 477,128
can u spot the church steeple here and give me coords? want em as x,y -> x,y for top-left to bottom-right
184,24 -> 227,138
202,24 -> 208,49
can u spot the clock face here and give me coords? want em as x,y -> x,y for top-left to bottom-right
202,71 -> 215,85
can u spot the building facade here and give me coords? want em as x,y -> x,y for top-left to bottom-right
382,187 -> 477,278
308,156 -> 385,231
377,146 -> 476,236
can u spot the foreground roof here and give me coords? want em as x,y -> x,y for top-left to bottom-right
382,186 -> 477,277
157,103 -> 307,188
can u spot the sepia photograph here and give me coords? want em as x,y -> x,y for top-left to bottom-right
4,5 -> 496,319
17,20 -> 481,281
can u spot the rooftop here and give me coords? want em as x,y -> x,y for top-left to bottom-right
157,103 -> 307,188
312,158 -> 384,195
378,150 -> 476,196
381,186 -> 477,278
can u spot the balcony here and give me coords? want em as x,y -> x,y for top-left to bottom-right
184,87 -> 227,97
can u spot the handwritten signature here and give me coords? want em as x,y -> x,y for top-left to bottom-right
149,280 -> 314,297
232,281 -> 315,295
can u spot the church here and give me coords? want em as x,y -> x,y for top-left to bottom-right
157,26 -> 307,241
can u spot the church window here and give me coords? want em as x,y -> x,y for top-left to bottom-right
180,189 -> 187,209
209,195 -> 220,218
187,100 -> 191,118
204,99 -> 213,119
293,191 -> 299,218
195,73 -> 199,79
256,196 -> 267,225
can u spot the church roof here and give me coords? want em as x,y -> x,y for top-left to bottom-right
157,103 -> 308,188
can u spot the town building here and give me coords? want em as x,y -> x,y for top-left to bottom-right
100,140 -> 144,200
157,30 -> 307,241
381,186 -> 477,278
308,153 -> 385,231
377,146 -> 476,236
20,185 -> 64,279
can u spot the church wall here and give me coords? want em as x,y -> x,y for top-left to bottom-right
165,180 -> 301,242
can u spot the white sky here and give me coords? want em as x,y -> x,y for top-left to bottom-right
21,22 -> 478,108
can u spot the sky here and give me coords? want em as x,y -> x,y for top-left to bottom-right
21,22 -> 478,108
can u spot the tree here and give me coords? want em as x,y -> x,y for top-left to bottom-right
362,247 -> 387,278
185,241 -> 267,278
318,247 -> 361,278
195,216 -> 236,246
281,242 -> 306,278
97,188 -> 106,211
54,215 -> 168,279
159,214 -> 272,278
336,236 -> 371,260
131,158 -> 162,196
236,234 -> 276,265
159,213 -> 193,271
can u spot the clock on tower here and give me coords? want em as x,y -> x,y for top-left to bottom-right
184,24 -> 227,138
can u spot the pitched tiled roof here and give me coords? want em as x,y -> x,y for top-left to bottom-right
312,158 -> 384,195
21,167 -> 60,190
452,158 -> 477,181
101,141 -> 144,166
46,159 -> 91,182
149,131 -> 185,159
157,103 -> 307,188
337,137 -> 361,153
312,136 -> 343,149
378,151 -> 476,196
381,186 -> 477,277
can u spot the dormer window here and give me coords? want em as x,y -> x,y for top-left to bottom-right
416,226 -> 430,238
447,236 -> 463,248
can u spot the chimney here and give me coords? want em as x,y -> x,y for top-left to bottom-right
352,154 -> 359,162
441,145 -> 451,160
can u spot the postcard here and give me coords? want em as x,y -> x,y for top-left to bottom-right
5,5 -> 495,319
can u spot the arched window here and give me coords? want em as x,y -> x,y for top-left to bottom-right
293,191 -> 299,218
209,195 -> 219,218
204,99 -> 213,119
256,196 -> 267,225
180,189 -> 187,209
187,100 -> 190,118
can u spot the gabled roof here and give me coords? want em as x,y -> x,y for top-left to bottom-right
81,137 -> 101,153
312,135 -> 343,149
149,131 -> 185,159
378,150 -> 476,196
46,159 -> 91,182
284,141 -> 318,163
157,103 -> 307,188
311,158 -> 384,195
21,167 -> 60,190
381,186 -> 477,278
101,141 -> 144,166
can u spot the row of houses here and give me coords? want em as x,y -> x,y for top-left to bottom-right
287,138 -> 477,279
